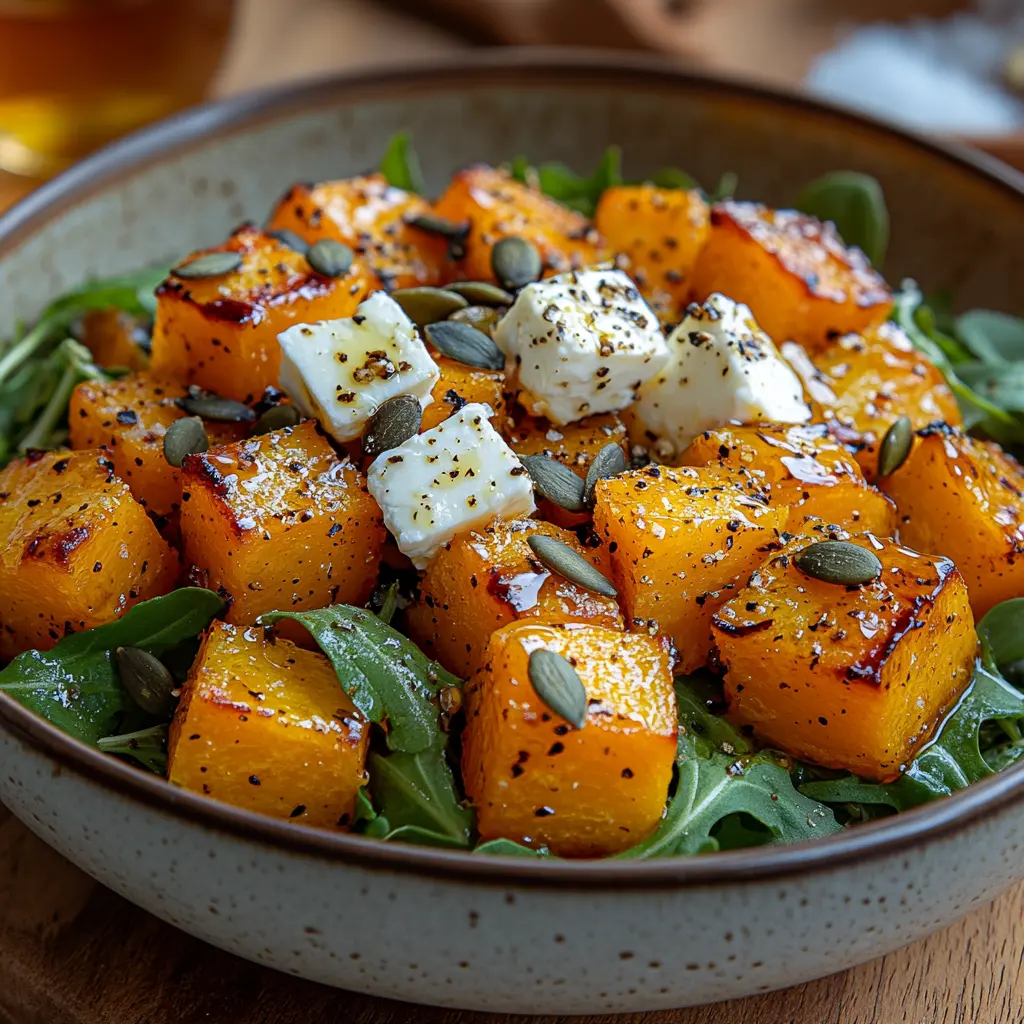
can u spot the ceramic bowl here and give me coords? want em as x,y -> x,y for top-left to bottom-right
1,51 -> 1023,1016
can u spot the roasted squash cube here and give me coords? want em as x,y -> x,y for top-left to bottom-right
78,308 -> 150,372
151,225 -> 377,402
463,621 -> 677,857
680,422 -> 897,537
169,622 -> 369,827
266,174 -> 448,290
880,425 -> 1024,618
712,536 -> 976,781
405,518 -> 622,678
179,421 -> 384,624
0,448 -> 178,659
594,184 -> 710,320
593,464 -> 788,673
689,202 -> 892,351
433,166 -> 601,284
69,372 -> 246,519
419,355 -> 506,432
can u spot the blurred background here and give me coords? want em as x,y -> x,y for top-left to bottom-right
0,0 -> 1021,210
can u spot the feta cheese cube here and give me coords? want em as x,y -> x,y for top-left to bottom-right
631,292 -> 811,459
366,402 -> 536,568
493,267 -> 669,425
278,291 -> 439,443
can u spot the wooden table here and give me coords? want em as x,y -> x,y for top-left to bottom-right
2,2 -> 1023,1021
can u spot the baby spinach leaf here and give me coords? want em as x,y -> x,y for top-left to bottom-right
97,723 -> 168,774
956,309 -> 1024,366
795,170 -> 889,268
510,145 -> 623,217
378,130 -> 426,195
474,838 -> 553,857
978,597 -> 1024,665
0,588 -> 224,747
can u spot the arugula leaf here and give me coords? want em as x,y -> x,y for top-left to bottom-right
510,145 -> 624,217
474,838 -> 553,857
97,724 -> 168,774
795,170 -> 889,268
0,588 -> 224,747
260,606 -> 472,847
378,131 -> 426,195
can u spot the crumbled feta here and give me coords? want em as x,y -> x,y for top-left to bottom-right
493,267 -> 669,425
366,402 -> 536,568
277,291 -> 439,443
631,293 -> 811,458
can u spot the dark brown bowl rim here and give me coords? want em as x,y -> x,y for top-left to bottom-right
2,48 -> 1024,892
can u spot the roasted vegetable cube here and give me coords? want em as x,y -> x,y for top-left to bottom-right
266,173 -> 448,290
594,184 -> 710,320
712,536 -> 976,781
880,425 -> 1024,617
680,422 -> 897,537
463,621 -> 677,857
405,518 -> 622,678
690,201 -> 892,352
419,355 -> 506,432
179,421 -> 384,624
151,225 -> 377,402
433,166 -> 600,283
78,308 -> 150,372
69,372 -> 245,519
593,464 -> 788,672
0,448 -> 178,659
169,622 -> 369,826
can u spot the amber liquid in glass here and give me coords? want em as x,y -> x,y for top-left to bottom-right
0,0 -> 234,178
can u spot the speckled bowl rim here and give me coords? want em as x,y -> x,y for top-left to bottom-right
2,49 -> 1024,892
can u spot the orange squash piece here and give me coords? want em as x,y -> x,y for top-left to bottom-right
712,536 -> 977,781
593,464 -> 788,673
432,166 -> 601,283
266,174 -> 448,290
879,425 -> 1024,618
689,201 -> 892,351
680,422 -> 897,537
594,184 -> 710,320
150,224 -> 377,402
463,621 -> 677,857
179,421 -> 384,625
169,622 -> 369,827
78,308 -> 150,372
69,372 -> 246,520
0,448 -> 178,660
405,518 -> 622,679
419,355 -> 506,432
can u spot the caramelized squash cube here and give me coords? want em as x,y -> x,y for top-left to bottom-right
432,166 -> 601,284
179,422 -> 384,624
405,518 -> 622,678
151,225 -> 377,402
266,174 -> 448,290
712,536 -> 976,780
463,621 -> 676,857
419,355 -> 506,432
880,425 -> 1024,618
690,202 -> 892,352
169,622 -> 368,827
0,449 -> 178,659
593,464 -> 788,672
78,308 -> 150,372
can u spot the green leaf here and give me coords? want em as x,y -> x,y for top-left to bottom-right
978,598 -> 1024,665
795,170 -> 889,268
474,838 -> 553,857
372,581 -> 399,626
97,724 -> 168,774
956,310 -> 1024,366
648,167 -> 701,191
708,170 -> 739,202
0,588 -> 224,747
956,362 -> 1024,413
378,131 -> 426,195
510,146 -> 623,217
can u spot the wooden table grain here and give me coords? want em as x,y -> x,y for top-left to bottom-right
1,2 -> 1023,1021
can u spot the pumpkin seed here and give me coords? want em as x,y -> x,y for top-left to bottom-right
115,646 -> 177,718
363,394 -> 422,458
527,649 -> 587,729
446,281 -> 515,306
266,228 -> 309,254
424,321 -> 505,371
794,540 -> 882,587
527,534 -> 617,598
519,454 -> 587,513
448,304 -> 502,335
877,416 -> 913,479
252,403 -> 301,434
491,236 -> 541,290
583,442 -> 628,505
307,239 -> 354,278
391,287 -> 468,327
407,213 -> 468,239
178,393 -> 255,423
172,251 -> 243,279
163,416 -> 209,467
